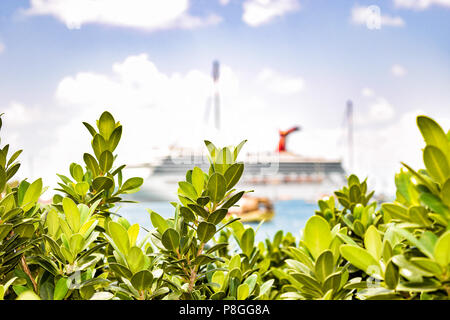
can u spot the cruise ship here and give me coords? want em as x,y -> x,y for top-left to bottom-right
125,61 -> 348,202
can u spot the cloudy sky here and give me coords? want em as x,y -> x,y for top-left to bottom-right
1,0 -> 450,197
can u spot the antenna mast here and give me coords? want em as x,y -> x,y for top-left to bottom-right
212,60 -> 220,130
346,100 -> 354,171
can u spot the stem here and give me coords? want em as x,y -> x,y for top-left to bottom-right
21,255 -> 38,293
187,243 -> 205,293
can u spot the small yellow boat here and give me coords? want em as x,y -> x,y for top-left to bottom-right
227,196 -> 275,222
235,209 -> 275,223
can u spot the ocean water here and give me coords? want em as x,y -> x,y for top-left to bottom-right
118,199 -> 317,243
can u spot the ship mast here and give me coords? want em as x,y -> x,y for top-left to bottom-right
212,60 -> 220,130
204,60 -> 221,130
346,100 -> 354,171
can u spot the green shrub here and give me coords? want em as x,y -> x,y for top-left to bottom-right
0,111 -> 449,300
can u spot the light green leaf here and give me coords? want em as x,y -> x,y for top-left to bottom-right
178,181 -> 198,200
384,260 -> 399,290
121,177 -> 143,193
161,228 -> 180,251
148,210 -> 169,234
197,222 -> 216,243
240,228 -> 255,257
131,270 -> 153,291
224,163 -> 244,191
315,250 -> 334,283
98,111 -> 116,140
423,145 -> 450,184
303,215 -> 332,260
62,197 -> 80,233
108,221 -> 131,255
53,278 -> 70,300
441,178 -> 450,207
126,246 -> 146,274
211,271 -> 225,293
417,115 -> 450,155
237,283 -> 249,300
340,245 -> 382,279
107,126 -> 122,152
127,223 -> 140,247
207,173 -> 226,203
191,167 -> 204,196
99,150 -> 114,173
433,231 -> 450,268
364,225 -> 382,261
22,178 -> 42,212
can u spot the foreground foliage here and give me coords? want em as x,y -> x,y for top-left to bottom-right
0,111 -> 449,300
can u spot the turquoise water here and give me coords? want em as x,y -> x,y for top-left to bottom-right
119,200 -> 317,243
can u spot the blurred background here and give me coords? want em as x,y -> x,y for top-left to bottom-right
1,0 -> 450,239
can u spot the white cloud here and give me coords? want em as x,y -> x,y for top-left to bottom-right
394,0 -> 450,10
54,54 -> 244,169
219,0 -> 231,5
24,0 -> 222,31
242,0 -> 300,27
356,89 -> 396,125
2,101 -> 35,126
256,68 -> 304,94
351,5 -> 405,28
361,87 -> 375,97
367,98 -> 396,122
0,42 -> 4,54
391,64 -> 407,77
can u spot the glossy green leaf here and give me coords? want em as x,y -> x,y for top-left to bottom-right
21,178 -> 42,212
186,204 -> 208,219
423,145 -> 450,184
127,246 -> 147,274
161,228 -> 180,251
98,111 -> 116,140
224,163 -> 244,191
433,231 -> 450,268
340,245 -> 381,278
237,283 -> 249,300
315,250 -> 334,283
83,153 -> 100,176
92,176 -> 113,192
381,203 -> 409,221
207,208 -> 228,225
240,228 -> 255,257
107,126 -> 122,152
417,115 -> 450,155
92,134 -> 107,159
131,270 -> 153,291
179,206 -> 195,223
121,177 -> 143,193
178,181 -> 198,200
75,182 -> 89,196
108,221 -> 131,255
148,210 -> 169,234
303,216 -> 332,260
441,178 -> 450,207
99,150 -> 114,173
197,222 -> 216,243
233,140 -> 247,161
364,225 -> 382,260
191,167 -> 204,196
207,173 -> 226,203
211,271 -> 225,293
53,278 -> 70,300
62,197 -> 80,233
384,260 -> 399,290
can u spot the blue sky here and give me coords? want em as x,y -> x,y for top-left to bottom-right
1,0 -> 450,196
